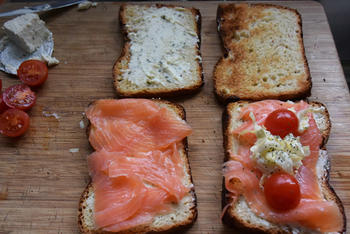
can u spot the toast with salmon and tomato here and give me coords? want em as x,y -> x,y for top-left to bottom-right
113,4 -> 203,98
222,100 -> 346,233
214,4 -> 311,102
78,99 -> 197,233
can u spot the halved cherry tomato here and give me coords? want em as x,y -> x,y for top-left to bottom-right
0,109 -> 30,137
17,60 -> 48,87
264,172 -> 301,212
264,109 -> 299,138
3,84 -> 36,111
0,93 -> 9,113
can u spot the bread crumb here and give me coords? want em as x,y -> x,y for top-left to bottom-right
80,120 -> 85,129
42,111 -> 60,119
69,148 -> 80,153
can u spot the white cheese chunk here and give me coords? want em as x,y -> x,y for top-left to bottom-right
0,13 -> 59,75
3,13 -> 51,53
77,1 -> 98,11
249,113 -> 310,175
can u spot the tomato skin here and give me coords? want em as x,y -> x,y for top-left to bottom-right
264,109 -> 299,138
264,172 -> 301,212
0,109 -> 30,137
17,60 -> 48,87
0,93 -> 10,113
3,84 -> 36,111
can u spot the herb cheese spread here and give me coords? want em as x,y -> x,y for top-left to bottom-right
122,6 -> 200,88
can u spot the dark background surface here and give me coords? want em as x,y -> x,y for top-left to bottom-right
3,0 -> 350,87
316,0 -> 350,88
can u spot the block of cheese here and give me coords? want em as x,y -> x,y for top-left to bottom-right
3,13 -> 51,53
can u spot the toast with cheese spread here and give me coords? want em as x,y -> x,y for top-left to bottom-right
113,4 -> 203,98
222,101 -> 346,233
214,4 -> 311,102
78,99 -> 197,233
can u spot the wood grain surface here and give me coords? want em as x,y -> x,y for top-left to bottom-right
0,1 -> 349,233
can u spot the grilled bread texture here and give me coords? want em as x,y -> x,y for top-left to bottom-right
78,100 -> 197,233
222,101 -> 346,233
113,4 -> 203,98
214,3 -> 311,102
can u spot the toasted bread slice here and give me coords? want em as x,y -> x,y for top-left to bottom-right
222,101 -> 346,233
113,4 -> 203,98
214,4 -> 311,102
78,100 -> 197,233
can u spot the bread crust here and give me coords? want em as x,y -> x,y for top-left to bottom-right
221,101 -> 346,233
78,99 -> 197,233
113,4 -> 204,98
214,3 -> 312,103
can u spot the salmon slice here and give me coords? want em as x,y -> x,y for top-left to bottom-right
86,99 -> 160,122
86,99 -> 192,153
86,99 -> 192,231
93,174 -> 146,228
224,161 -> 343,232
109,156 -> 187,203
89,146 -> 188,203
300,113 -> 323,167
103,186 -> 172,232
224,100 -> 342,232
88,149 -> 127,176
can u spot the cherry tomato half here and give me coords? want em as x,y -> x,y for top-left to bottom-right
3,84 -> 36,111
17,60 -> 48,87
0,109 -> 30,137
0,93 -> 9,113
264,172 -> 301,212
264,109 -> 299,138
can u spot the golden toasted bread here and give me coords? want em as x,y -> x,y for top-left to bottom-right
214,4 -> 311,102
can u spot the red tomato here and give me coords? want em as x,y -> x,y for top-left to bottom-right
0,93 -> 9,113
0,79 -> 2,91
264,109 -> 299,138
0,109 -> 30,137
264,172 -> 301,212
17,60 -> 48,87
3,84 -> 36,111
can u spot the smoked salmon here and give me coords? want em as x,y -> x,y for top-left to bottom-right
85,99 -> 192,232
223,100 -> 343,232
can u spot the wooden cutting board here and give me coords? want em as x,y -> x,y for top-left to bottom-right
0,1 -> 349,233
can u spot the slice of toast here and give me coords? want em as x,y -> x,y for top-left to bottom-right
222,101 -> 346,233
78,99 -> 197,233
214,3 -> 311,102
113,4 -> 203,98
